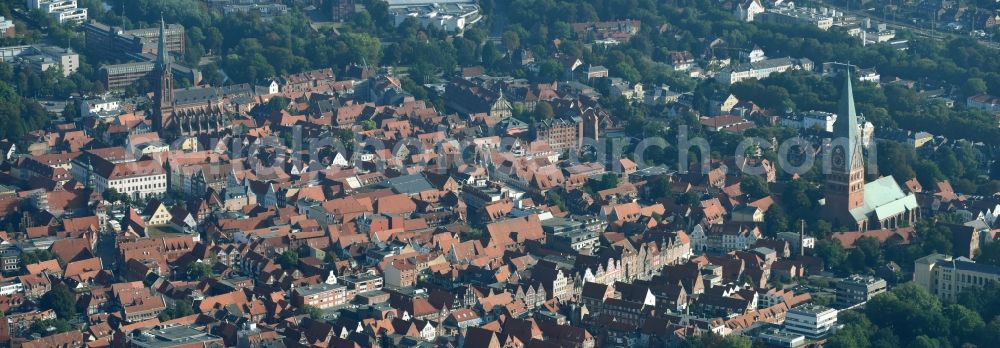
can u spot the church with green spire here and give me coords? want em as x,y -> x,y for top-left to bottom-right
822,71 -> 919,232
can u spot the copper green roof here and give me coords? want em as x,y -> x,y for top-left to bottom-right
848,176 -> 919,222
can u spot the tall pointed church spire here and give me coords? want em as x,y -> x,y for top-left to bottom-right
154,12 -> 175,134
835,69 -> 860,166
824,67 -> 867,220
156,13 -> 170,68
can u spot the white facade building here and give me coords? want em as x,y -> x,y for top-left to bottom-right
761,5 -> 836,30
715,57 -> 814,84
0,279 -> 23,296
39,0 -> 77,13
28,0 -> 88,24
780,111 -> 837,132
51,8 -> 88,24
93,159 -> 167,200
390,2 -> 482,32
81,97 -> 122,118
783,304 -> 838,338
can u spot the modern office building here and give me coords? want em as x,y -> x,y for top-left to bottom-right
27,0 -> 87,24
292,283 -> 348,309
541,215 -> 606,253
783,304 -> 838,338
83,20 -> 185,60
99,61 -> 200,90
835,274 -> 887,308
126,324 -> 224,348
0,44 -> 78,76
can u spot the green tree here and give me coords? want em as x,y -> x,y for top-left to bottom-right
598,173 -> 620,191
963,77 -> 988,97
583,173 -> 620,194
261,96 -> 290,114
612,62 -> 641,83
645,176 -> 672,202
915,221 -> 953,255
351,10 -> 374,32
300,305 -> 323,319
40,282 -> 77,318
977,241 -> 1000,267
907,336 -> 942,348
875,140 -> 916,180
537,59 -> 562,82
957,281 -> 1000,323
913,160 -> 946,188
545,191 -> 568,212
810,219 -> 833,239
982,316 -> 1000,347
20,249 -> 56,266
481,42 -> 502,68
158,299 -> 196,321
943,304 -> 985,347
361,0 -> 391,28
677,191 -> 701,205
681,333 -> 751,348
763,206 -> 789,236
865,283 -> 949,345
453,37 -> 478,66
501,30 -> 520,52
343,32 -> 382,66
102,187 -> 126,203
740,175 -> 770,200
60,103 -> 76,122
534,101 -> 554,120
815,239 -> 847,272
277,251 -> 299,270
201,63 -> 225,86
853,236 -> 883,270
185,262 -> 213,280
782,180 -> 815,220
825,311 -> 875,348
28,318 -> 73,337
462,228 -> 484,241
